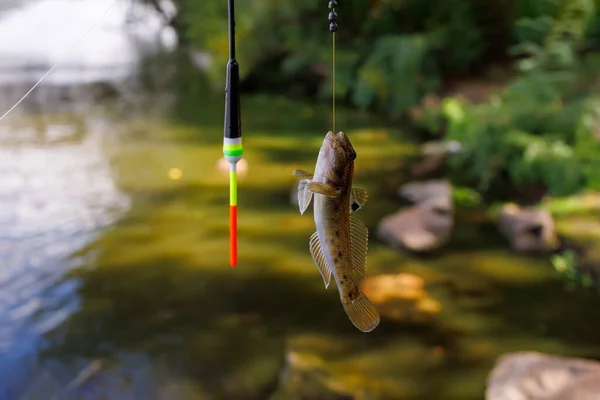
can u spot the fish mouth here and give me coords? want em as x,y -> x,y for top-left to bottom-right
325,131 -> 338,147
325,131 -> 346,148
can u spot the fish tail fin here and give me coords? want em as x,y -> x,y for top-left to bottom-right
342,292 -> 380,333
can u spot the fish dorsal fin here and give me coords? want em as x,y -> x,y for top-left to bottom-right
349,215 -> 368,277
350,188 -> 368,213
297,179 -> 314,215
309,232 -> 332,288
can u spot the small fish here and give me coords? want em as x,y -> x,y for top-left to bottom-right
293,131 -> 380,332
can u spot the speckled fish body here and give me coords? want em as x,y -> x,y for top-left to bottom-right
293,131 -> 379,332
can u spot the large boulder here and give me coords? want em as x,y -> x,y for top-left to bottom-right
497,204 -> 559,253
486,351 -> 600,400
378,179 -> 454,252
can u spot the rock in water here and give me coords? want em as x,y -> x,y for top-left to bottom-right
377,197 -> 454,252
360,274 -> 441,323
497,204 -> 559,253
362,273 -> 425,302
486,351 -> 600,400
377,179 -> 454,252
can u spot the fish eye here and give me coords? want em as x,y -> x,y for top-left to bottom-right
347,149 -> 356,160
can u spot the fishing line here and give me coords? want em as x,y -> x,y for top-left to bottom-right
0,0 -> 120,122
332,29 -> 336,133
328,1 -> 338,133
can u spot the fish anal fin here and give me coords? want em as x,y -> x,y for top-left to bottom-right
306,182 -> 341,198
293,169 -> 313,178
350,188 -> 368,213
309,232 -> 332,289
350,215 -> 368,277
297,179 -> 314,215
342,292 -> 380,332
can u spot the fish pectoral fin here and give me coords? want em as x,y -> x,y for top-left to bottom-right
306,182 -> 342,198
350,215 -> 368,277
342,292 -> 380,333
350,188 -> 368,213
292,169 -> 313,178
309,232 -> 332,289
297,179 -> 314,215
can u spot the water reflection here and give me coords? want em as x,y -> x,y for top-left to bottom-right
0,0 -> 168,395
0,0 -> 176,86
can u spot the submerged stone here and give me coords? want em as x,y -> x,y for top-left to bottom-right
377,179 -> 454,252
361,273 -> 425,302
360,273 -> 441,323
377,198 -> 454,252
497,204 -> 559,254
487,351 -> 600,400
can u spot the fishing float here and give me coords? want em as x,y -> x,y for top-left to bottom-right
223,0 -> 243,267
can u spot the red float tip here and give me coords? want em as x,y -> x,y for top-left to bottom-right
230,205 -> 238,267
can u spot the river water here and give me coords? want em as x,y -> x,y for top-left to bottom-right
2,1 -> 600,399
0,0 -> 173,396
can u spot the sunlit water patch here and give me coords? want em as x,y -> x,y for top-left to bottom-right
0,119 -> 131,365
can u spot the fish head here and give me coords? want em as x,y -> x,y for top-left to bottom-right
319,131 -> 356,182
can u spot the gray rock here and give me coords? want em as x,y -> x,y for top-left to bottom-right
487,351 -> 600,400
377,197 -> 454,252
497,204 -> 559,253
379,180 -> 454,252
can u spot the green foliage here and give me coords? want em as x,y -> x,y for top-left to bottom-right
511,0 -> 597,71
150,0 -> 600,117
409,96 -> 446,138
551,249 -> 598,290
444,85 -> 600,196
155,0 -> 491,115
353,35 -> 439,117
439,0 -> 600,198
352,0 -> 483,116
452,186 -> 483,209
